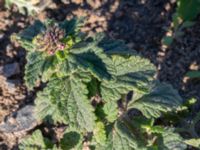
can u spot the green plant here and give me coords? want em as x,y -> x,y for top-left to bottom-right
185,70 -> 200,79
162,98 -> 200,149
162,0 -> 200,46
15,18 -> 188,149
5,0 -> 51,15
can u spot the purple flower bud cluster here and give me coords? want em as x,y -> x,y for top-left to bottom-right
35,25 -> 66,55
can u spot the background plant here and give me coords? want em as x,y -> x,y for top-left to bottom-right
162,0 -> 200,46
14,18 -> 194,149
5,0 -> 51,15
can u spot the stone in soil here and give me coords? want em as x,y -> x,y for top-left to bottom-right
0,62 -> 20,78
0,105 -> 37,133
0,105 -> 38,149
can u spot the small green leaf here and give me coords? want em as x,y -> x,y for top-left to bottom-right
66,36 -> 74,47
60,17 -> 84,36
103,101 -> 118,122
185,70 -> 200,78
93,121 -> 107,145
55,50 -> 66,60
162,36 -> 174,46
24,51 -> 46,90
35,85 -> 68,124
60,129 -> 83,150
19,130 -> 53,150
184,138 -> 200,148
15,20 -> 45,51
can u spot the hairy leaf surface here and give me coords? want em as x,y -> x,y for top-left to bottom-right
100,119 -> 146,150
60,17 -> 84,36
93,121 -> 107,145
68,42 -> 114,81
93,33 -> 137,55
103,101 -> 118,122
184,138 -> 200,148
14,20 -> 45,51
25,51 -> 46,89
101,55 -> 156,102
35,85 -> 67,124
36,76 -> 96,131
128,82 -> 182,118
19,130 -> 53,150
158,128 -> 187,150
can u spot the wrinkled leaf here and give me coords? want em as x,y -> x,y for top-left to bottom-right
19,130 -> 53,150
25,51 -> 46,90
184,138 -> 200,148
36,76 -> 96,131
100,119 -> 146,150
103,101 -> 118,122
93,121 -> 107,145
101,55 -> 156,102
128,82 -> 182,118
158,128 -> 187,150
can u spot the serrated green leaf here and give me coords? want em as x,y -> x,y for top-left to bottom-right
101,55 -> 156,102
68,43 -> 114,81
100,119 -> 146,150
158,128 -> 187,150
103,101 -> 118,122
60,17 -> 84,36
93,121 -> 107,145
25,51 -> 46,90
95,33 -> 137,55
128,82 -> 182,118
150,126 -> 165,134
14,20 -> 45,51
41,56 -> 56,82
36,76 -> 96,131
19,130 -> 53,150
35,85 -> 68,124
184,138 -> 200,148
56,57 -> 79,77
25,50 -> 57,89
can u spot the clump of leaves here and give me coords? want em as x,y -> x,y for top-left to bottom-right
165,98 -> 200,149
162,0 -> 200,47
15,18 -> 189,149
